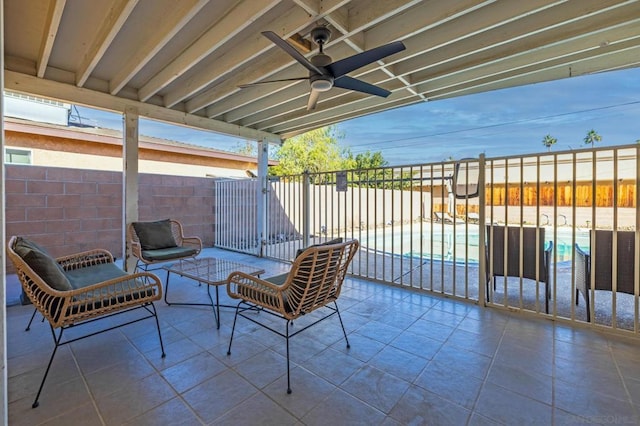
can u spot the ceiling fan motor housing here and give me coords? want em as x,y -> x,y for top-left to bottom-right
310,26 -> 331,46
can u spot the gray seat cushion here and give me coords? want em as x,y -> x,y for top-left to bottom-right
265,273 -> 288,286
65,263 -> 128,289
142,246 -> 198,261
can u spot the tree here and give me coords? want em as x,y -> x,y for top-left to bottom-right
232,140 -> 257,156
269,126 -> 348,177
541,134 -> 557,152
583,129 -> 602,146
346,150 -> 393,188
351,151 -> 388,169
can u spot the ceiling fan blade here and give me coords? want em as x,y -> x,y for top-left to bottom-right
327,41 -> 406,78
333,76 -> 391,97
238,77 -> 309,88
307,89 -> 320,111
262,31 -> 324,75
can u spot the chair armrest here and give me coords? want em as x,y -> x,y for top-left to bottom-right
130,240 -> 143,257
227,271 -> 286,312
180,236 -> 202,252
57,249 -> 114,271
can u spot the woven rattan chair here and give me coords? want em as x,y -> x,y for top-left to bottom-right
575,230 -> 636,322
226,239 -> 359,393
486,225 -> 553,313
128,219 -> 202,303
8,236 -> 165,408
128,219 -> 202,271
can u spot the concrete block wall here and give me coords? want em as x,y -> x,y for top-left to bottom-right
5,164 -> 215,272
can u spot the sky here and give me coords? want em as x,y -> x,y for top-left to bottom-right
73,67 -> 640,166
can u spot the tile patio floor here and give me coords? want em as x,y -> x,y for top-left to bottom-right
6,248 -> 640,425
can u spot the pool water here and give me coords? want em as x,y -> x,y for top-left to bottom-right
357,223 -> 590,264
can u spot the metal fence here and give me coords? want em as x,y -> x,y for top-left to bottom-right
214,145 -> 640,335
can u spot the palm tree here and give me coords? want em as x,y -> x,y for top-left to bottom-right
542,134 -> 557,152
584,129 -> 602,146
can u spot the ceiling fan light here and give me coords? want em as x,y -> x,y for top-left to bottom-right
311,78 -> 333,92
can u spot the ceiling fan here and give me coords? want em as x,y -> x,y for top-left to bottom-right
240,26 -> 406,110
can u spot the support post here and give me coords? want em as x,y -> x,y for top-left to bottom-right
256,139 -> 268,257
123,107 -> 139,271
0,0 -> 8,419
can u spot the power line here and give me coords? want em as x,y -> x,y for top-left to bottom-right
347,100 -> 640,151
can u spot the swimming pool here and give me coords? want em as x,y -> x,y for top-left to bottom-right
357,223 -> 590,264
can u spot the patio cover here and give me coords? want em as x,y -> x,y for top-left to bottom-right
3,0 -> 640,142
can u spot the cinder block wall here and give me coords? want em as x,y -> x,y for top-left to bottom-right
5,164 -> 215,272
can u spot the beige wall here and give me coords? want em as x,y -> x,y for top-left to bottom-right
5,118 -> 262,179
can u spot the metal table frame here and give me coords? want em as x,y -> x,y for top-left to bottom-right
163,257 -> 265,329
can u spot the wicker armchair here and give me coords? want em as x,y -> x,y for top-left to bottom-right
128,219 -> 202,304
8,236 -> 165,408
128,219 -> 202,271
226,239 -> 359,393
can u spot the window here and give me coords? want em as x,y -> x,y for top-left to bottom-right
5,148 -> 32,164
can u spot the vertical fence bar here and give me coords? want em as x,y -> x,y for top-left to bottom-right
552,152 -> 558,316
612,150 -> 619,329
590,150 -> 597,325
570,151 -> 577,320
478,154 -> 486,305
519,157 -> 525,312
303,171 -> 310,248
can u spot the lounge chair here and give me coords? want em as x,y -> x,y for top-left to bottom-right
7,236 -> 165,408
485,225 -> 553,313
574,230 -> 636,322
226,239 -> 359,394
467,212 -> 480,223
434,211 -> 464,224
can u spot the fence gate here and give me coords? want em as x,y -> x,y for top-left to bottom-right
213,178 -> 260,255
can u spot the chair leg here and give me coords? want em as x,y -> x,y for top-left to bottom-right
164,271 -> 172,305
150,302 -> 166,358
226,303 -> 242,356
25,308 -> 39,331
334,302 -> 350,349
285,320 -> 292,394
33,326 -> 64,408
545,283 -> 549,314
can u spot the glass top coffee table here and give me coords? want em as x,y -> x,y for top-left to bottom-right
163,257 -> 265,329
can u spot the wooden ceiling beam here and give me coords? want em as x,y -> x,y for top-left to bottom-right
173,6 -> 313,112
76,0 -> 138,87
138,0 -> 283,102
37,0 -> 66,78
108,0 -> 209,95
